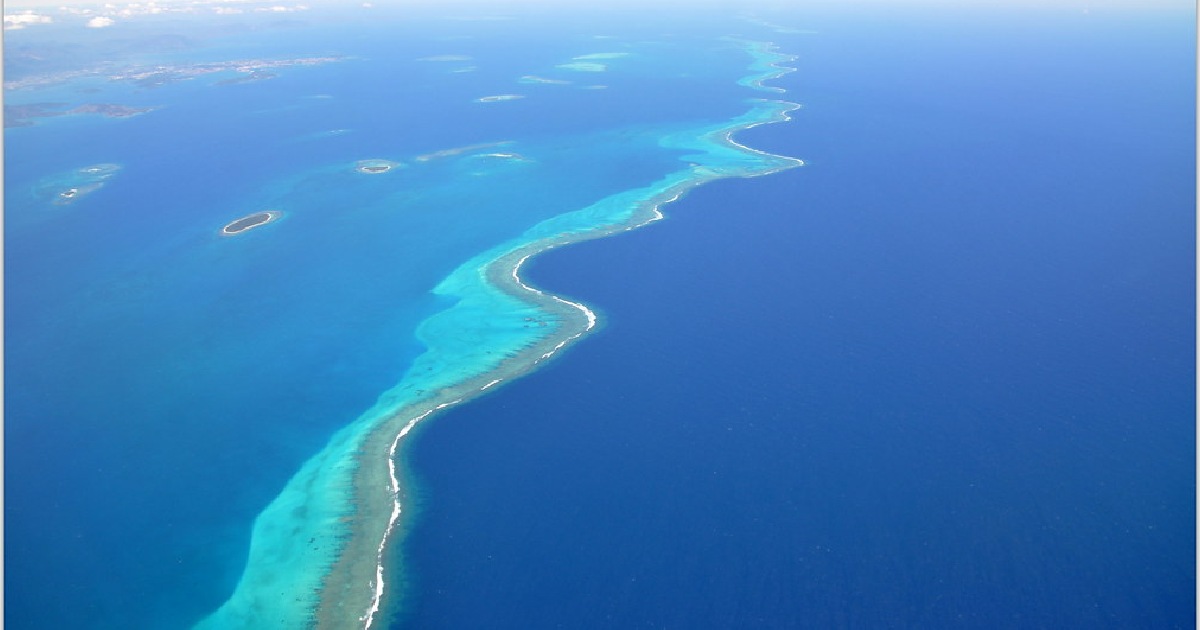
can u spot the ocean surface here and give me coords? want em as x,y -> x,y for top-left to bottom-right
4,2 -> 1195,629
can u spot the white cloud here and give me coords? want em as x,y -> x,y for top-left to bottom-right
255,4 -> 307,12
86,15 -> 115,27
3,11 -> 52,29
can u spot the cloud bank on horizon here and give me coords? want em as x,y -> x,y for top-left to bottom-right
2,0 -> 1192,31
3,10 -> 53,29
3,0 -> 313,30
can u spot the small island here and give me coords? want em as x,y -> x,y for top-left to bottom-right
221,210 -> 281,236
355,159 -> 400,174
475,94 -> 525,103
52,183 -> 107,206
41,163 -> 121,205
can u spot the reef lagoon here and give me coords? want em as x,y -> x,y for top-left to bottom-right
5,1 -> 1194,629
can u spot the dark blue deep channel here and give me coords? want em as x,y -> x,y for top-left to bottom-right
396,6 -> 1195,629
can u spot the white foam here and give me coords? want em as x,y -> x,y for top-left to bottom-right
510,253 -> 597,332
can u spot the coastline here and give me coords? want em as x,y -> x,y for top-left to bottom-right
220,210 -> 282,236
196,40 -> 803,630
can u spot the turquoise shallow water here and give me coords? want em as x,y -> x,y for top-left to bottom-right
8,4 -> 1191,629
5,5 -> 805,628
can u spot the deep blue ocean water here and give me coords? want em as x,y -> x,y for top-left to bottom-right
397,5 -> 1195,629
4,2 -> 1194,629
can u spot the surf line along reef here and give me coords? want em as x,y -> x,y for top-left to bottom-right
195,40 -> 804,630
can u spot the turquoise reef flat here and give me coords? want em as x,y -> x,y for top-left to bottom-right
8,3 -> 1192,630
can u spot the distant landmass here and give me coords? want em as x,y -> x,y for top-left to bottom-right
3,55 -> 344,91
5,102 -> 157,127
